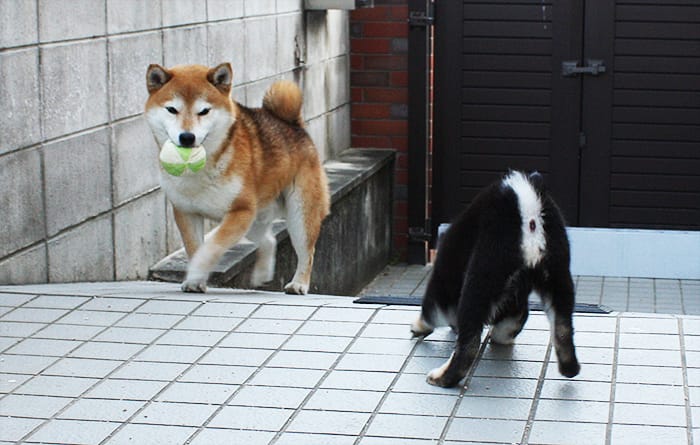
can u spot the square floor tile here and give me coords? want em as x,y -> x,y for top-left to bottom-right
0,354 -> 56,374
58,398 -> 145,422
267,350 -> 339,370
80,297 -> 143,312
249,367 -> 325,388
105,423 -> 196,445
474,359 -> 544,379
617,348 -> 682,367
0,293 -> 36,307
365,413 -> 446,439
94,327 -> 166,344
0,373 -> 32,393
189,428 -> 275,445
5,337 -> 81,356
456,396 -> 532,420
32,323 -> 103,341
619,333 -> 680,350
535,399 -> 610,423
0,394 -> 71,418
615,383 -> 685,405
311,307 -> 375,323
350,337 -> 415,355
115,313 -> 184,329
135,300 -> 201,315
174,316 -> 242,331
380,392 -> 456,416
360,438 -> 437,445
283,334 -> 352,353
361,323 -> 413,339
613,402 -> 686,427
610,424 -> 687,445
200,347 -> 272,367
155,382 -> 237,404
539,379 -> 612,402
547,362 -> 612,382
306,388 -> 384,412
27,419 -> 119,444
0,321 -> 45,337
84,379 -> 169,400
278,432 -> 357,444
134,344 -> 208,364
298,320 -> 364,337
1,307 -> 68,323
252,304 -> 316,320
288,410 -> 372,436
70,341 -> 143,360
0,416 -> 43,441
43,357 -> 122,378
178,364 -> 255,385
15,375 -> 98,397
446,417 -> 525,443
155,329 -> 226,347
209,405 -> 294,430
528,420 -> 606,445
413,339 -> 454,358
219,332 -> 288,349
465,377 -> 538,399
235,318 -> 303,335
481,343 -> 548,362
24,295 -> 90,309
192,302 -> 258,318
391,372 -> 461,395
321,370 -> 396,392
336,353 -> 407,373
616,365 -> 683,386
230,385 -> 310,408
111,361 -> 188,381
58,310 -> 125,326
133,401 -> 218,427
370,310 -> 418,325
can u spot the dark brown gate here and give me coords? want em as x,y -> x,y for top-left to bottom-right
432,0 -> 700,233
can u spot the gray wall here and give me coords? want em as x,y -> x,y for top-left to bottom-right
0,0 -> 351,284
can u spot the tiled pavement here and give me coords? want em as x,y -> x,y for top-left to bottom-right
0,269 -> 699,445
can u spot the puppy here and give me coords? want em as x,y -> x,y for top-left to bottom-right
411,171 -> 580,387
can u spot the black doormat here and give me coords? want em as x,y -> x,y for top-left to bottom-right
353,296 -> 612,314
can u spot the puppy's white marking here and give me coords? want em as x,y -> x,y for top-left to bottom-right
502,171 -> 546,267
490,316 -> 520,345
427,352 -> 454,384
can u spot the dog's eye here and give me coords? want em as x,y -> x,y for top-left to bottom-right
166,106 -> 178,115
198,108 -> 211,116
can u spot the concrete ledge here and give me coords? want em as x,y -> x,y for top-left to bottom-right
149,148 -> 395,295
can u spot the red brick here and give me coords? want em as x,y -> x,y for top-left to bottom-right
352,103 -> 392,119
351,54 -> 364,70
363,87 -> 408,104
390,71 -> 408,87
350,6 -> 389,21
351,135 -> 391,148
390,136 -> 408,151
388,5 -> 409,20
364,54 -> 408,71
351,38 -> 392,54
395,168 -> 408,184
352,119 -> 408,136
351,87 -> 363,102
363,22 -> 408,38
350,72 -> 389,87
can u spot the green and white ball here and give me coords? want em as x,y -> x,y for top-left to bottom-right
159,140 -> 206,176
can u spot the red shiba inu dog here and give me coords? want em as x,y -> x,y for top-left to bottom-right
145,63 -> 329,294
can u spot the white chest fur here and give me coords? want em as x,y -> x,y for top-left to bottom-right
160,170 -> 243,221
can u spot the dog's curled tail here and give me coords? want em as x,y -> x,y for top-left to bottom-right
263,80 -> 304,127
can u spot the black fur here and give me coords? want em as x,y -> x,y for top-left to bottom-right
413,171 -> 580,387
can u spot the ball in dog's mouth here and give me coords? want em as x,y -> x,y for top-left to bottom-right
159,140 -> 206,176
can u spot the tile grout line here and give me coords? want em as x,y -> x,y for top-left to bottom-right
183,302 -> 329,445
351,330 -> 422,445
267,305 -> 388,445
97,300 -> 271,445
679,317 -> 694,445
437,331 -> 495,445
604,315 -> 622,445
15,296 -> 160,442
518,340 -> 553,445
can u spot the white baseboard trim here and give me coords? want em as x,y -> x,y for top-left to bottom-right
568,227 -> 700,279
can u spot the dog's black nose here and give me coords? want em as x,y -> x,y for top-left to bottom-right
179,132 -> 196,147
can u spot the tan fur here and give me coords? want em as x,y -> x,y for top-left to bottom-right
145,63 -> 330,293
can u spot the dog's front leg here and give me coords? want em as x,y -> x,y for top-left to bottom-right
182,204 -> 255,293
172,207 -> 204,259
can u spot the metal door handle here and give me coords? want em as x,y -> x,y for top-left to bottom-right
562,59 -> 606,77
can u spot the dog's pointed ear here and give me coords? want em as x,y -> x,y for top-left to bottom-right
207,63 -> 233,94
146,64 -> 171,93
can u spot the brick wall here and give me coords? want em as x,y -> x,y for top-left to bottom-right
0,1 -> 351,284
350,1 -> 410,260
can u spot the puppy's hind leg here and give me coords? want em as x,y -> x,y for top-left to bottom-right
540,269 -> 580,378
246,206 -> 279,288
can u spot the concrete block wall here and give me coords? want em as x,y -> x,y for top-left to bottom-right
0,0 -> 351,284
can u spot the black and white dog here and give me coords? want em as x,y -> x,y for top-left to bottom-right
411,171 -> 580,387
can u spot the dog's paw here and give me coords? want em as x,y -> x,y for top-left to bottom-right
251,266 -> 274,288
411,316 -> 434,338
558,359 -> 581,378
181,280 -> 207,293
284,281 -> 308,295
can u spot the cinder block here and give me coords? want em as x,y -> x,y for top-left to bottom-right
245,0 -> 275,16
245,17 -> 278,82
39,0 -> 105,43
107,0 -> 161,34
302,62 -> 327,120
277,13 -> 303,73
244,78 -> 273,109
0,0 -> 38,48
109,32 -> 163,120
207,21 -> 246,80
163,26 -> 208,67
44,128 -> 111,236
0,48 -> 41,155
0,244 -> 47,285
114,191 -> 167,280
0,149 -> 44,258
326,10 -> 349,59
305,115 -> 328,162
206,0 -> 244,21
305,11 -> 329,65
277,0 -> 302,14
326,55 -> 350,110
47,215 -> 114,283
41,40 -> 108,140
112,117 -> 160,206
326,105 -> 351,159
162,0 -> 207,27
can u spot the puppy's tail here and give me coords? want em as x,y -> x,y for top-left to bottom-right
263,80 -> 304,127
